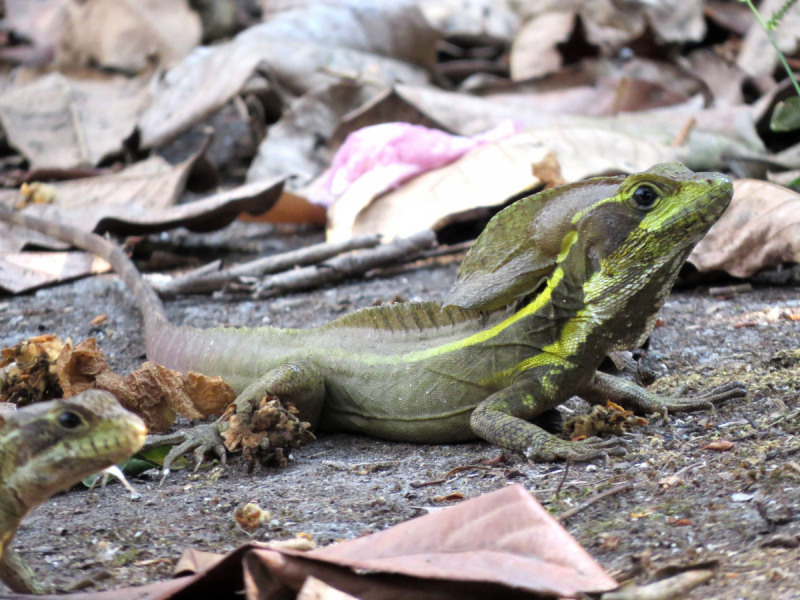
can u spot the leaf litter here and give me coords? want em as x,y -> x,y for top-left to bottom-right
2,1 -> 800,598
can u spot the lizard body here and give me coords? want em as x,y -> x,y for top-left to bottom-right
0,390 -> 146,593
0,163 -> 746,468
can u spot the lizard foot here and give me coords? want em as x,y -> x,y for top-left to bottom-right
525,436 -> 627,463
642,380 -> 748,417
142,423 -> 227,484
222,394 -> 315,472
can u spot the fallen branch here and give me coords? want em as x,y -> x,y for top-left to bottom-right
601,569 -> 714,600
557,482 -> 631,523
219,230 -> 437,300
153,235 -> 381,295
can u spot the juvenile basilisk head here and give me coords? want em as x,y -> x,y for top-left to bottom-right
447,163 -> 733,349
0,390 -> 146,593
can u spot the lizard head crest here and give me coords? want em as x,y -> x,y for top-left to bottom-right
446,163 -> 733,313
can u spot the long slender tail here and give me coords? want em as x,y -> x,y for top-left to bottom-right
0,207 -> 171,350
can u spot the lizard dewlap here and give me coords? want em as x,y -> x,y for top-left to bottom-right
0,163 -> 746,473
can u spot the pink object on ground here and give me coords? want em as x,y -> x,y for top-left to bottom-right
309,121 -> 523,207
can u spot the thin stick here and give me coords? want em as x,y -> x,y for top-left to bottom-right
557,482 -> 631,523
154,235 -> 381,295
553,460 -> 571,502
223,230 -> 436,300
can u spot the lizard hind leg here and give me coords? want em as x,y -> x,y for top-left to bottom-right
144,362 -> 324,477
223,362 -> 324,470
470,375 -> 628,463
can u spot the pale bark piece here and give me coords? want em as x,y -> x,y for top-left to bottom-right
510,11 -> 575,81
138,18 -> 429,148
689,179 -> 800,278
327,127 -> 682,241
256,1 -> 440,68
246,81 -> 382,190
59,0 -> 201,72
0,72 -> 150,170
418,0 -> 521,42
643,0 -> 705,43
0,252 -> 111,294
737,0 -> 800,77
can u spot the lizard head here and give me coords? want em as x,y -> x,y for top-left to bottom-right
565,163 -> 733,347
0,390 -> 146,513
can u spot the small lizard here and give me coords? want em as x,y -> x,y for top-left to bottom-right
0,391 -> 146,593
0,163 -> 746,472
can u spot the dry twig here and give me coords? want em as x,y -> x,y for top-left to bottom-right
557,482 -> 631,523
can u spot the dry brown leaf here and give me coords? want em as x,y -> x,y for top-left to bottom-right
0,251 -> 111,294
233,502 -> 270,532
59,0 -> 201,72
56,338 -> 235,432
138,6 -> 431,148
0,73 -> 150,170
703,440 -> 734,452
247,81 -> 381,192
327,127 -> 682,241
0,334 -> 65,405
510,11 -> 575,81
689,179 -> 800,278
0,151 -> 284,252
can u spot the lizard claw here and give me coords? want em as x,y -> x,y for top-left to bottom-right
142,423 -> 227,484
526,436 -> 628,463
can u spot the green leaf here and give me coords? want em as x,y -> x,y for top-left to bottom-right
770,97 -> 800,132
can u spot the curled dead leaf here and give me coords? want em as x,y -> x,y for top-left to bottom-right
0,334 -> 65,405
703,440 -> 734,452
433,492 -> 465,503
56,338 -> 235,432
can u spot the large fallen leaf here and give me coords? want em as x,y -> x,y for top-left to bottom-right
0,251 -> 111,294
0,73 -> 150,169
327,127 -> 682,241
57,338 -> 235,432
59,0 -> 201,72
332,85 -> 765,172
689,179 -> 800,277
138,7 -> 431,148
0,150 -> 284,252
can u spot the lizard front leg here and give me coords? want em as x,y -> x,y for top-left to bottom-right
470,373 -> 627,462
144,361 -> 325,476
0,544 -> 49,594
583,371 -> 748,417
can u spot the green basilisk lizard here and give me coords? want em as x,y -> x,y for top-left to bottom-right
0,163 -> 747,474
0,391 -> 146,593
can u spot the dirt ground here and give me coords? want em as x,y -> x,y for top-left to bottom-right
1,222 -> 799,599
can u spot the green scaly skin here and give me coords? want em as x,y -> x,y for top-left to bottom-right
0,163 -> 747,474
0,391 -> 146,594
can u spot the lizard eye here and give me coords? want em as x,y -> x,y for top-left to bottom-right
57,411 -> 84,430
633,185 -> 658,208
